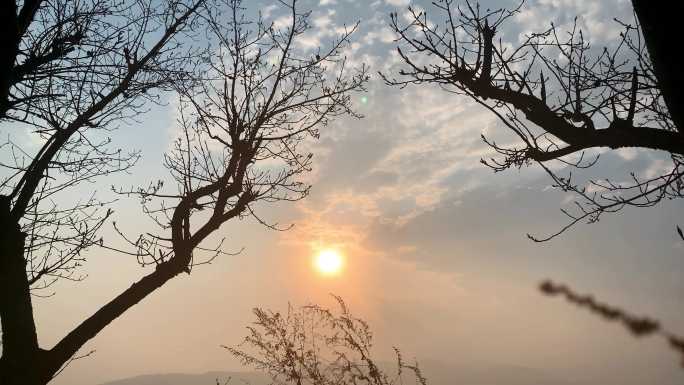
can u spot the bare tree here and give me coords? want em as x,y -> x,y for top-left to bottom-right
0,0 -> 205,383
382,1 -> 684,369
0,0 -> 366,383
226,296 -> 426,385
382,0 -> 684,241
118,0 -> 368,270
1,0 -> 207,293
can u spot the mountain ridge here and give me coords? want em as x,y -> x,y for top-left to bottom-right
98,363 -> 575,385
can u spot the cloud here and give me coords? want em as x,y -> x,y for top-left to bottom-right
513,0 -> 632,42
385,0 -> 411,6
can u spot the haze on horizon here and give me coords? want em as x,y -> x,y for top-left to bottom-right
5,0 -> 683,385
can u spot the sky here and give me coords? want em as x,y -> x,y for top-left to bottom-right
8,0 -> 684,384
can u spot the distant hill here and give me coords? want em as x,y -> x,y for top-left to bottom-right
99,363 -> 575,385
96,357 -> 684,385
417,360 -> 576,385
100,371 -> 270,385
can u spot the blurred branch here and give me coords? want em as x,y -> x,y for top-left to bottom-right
540,280 -> 684,367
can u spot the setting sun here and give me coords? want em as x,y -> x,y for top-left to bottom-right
314,249 -> 343,275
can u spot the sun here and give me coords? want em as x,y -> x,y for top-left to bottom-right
314,249 -> 343,275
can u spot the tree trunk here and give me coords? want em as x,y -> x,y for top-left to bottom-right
0,1 -> 18,117
0,196 -> 47,385
632,1 -> 684,133
0,190 -> 195,383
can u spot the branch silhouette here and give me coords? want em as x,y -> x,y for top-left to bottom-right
383,0 -> 684,241
0,1 -> 367,384
1,1 -> 205,382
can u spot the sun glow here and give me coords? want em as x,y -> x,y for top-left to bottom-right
314,249 -> 343,275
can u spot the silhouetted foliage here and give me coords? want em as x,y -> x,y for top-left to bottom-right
226,296 -> 427,385
383,0 -> 684,241
0,0 -> 366,384
540,280 -> 684,367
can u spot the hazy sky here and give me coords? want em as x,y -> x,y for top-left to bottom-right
13,0 -> 684,384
